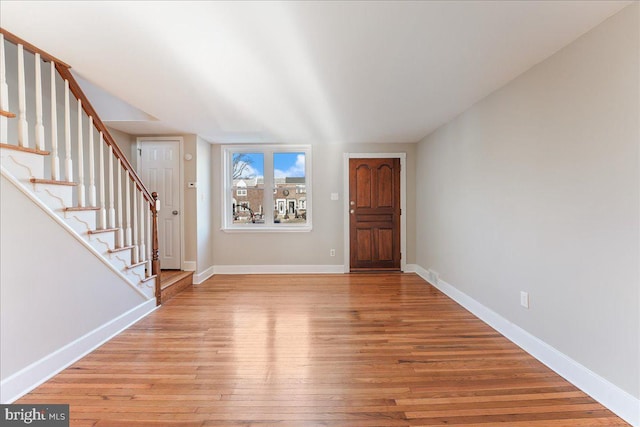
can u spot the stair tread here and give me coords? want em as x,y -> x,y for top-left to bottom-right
0,110 -> 16,118
127,260 -> 147,269
141,274 -> 157,283
64,206 -> 100,212
108,245 -> 135,253
88,227 -> 119,234
30,177 -> 76,186
160,271 -> 194,289
1,143 -> 50,155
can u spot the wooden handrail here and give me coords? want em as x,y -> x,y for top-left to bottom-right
1,27 -> 153,204
56,66 -> 154,204
0,28 -> 70,69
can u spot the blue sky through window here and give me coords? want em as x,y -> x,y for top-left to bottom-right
233,152 -> 305,179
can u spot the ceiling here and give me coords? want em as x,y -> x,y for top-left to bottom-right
0,1 -> 631,144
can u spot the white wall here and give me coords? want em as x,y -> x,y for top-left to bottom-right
210,142 -> 416,268
196,136 -> 213,279
0,175 -> 148,389
416,3 -> 639,399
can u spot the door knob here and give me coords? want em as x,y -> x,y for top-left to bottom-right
172,210 -> 179,215
350,209 -> 355,214
350,201 -> 355,206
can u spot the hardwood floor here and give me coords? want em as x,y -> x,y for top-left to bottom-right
17,274 -> 629,426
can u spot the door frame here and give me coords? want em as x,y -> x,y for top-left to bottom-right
343,152 -> 407,273
136,136 -> 185,271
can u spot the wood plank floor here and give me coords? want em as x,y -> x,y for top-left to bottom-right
17,274 -> 629,426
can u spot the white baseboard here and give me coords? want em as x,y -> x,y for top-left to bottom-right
182,261 -> 196,272
0,299 -> 157,404
213,264 -> 345,275
404,263 -> 418,273
413,265 -> 639,427
193,265 -> 214,284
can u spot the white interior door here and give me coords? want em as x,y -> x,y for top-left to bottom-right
139,140 -> 181,269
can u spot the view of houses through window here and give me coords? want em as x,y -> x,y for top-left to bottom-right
228,147 -> 310,229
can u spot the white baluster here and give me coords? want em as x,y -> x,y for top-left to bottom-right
125,170 -> 132,247
88,117 -> 96,206
17,44 -> 28,148
0,33 -> 9,143
98,132 -> 107,228
139,192 -> 146,266
34,53 -> 45,151
50,61 -> 60,180
117,160 -> 124,247
146,206 -> 152,277
64,80 -> 72,181
132,182 -> 139,264
108,146 -> 116,229
77,99 -> 85,206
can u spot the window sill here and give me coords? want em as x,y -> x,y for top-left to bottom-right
222,225 -> 313,233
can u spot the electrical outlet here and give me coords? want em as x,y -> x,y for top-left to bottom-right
520,291 -> 529,309
329,249 -> 336,257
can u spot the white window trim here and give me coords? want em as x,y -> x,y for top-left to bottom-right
222,145 -> 312,232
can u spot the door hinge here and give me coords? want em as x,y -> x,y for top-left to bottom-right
400,208 -> 402,215
400,252 -> 402,260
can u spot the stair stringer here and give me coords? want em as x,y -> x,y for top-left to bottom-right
1,166 -> 156,298
0,147 -> 156,290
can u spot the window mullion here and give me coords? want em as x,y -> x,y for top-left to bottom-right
263,149 -> 274,226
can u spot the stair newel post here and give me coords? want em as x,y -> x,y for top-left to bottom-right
132,182 -> 139,264
108,146 -> 116,229
0,33 -> 8,143
88,117 -> 96,207
17,44 -> 29,148
139,191 -> 146,269
152,192 -> 161,305
50,61 -> 60,181
125,171 -> 132,247
116,160 -> 124,247
64,80 -> 72,182
98,132 -> 107,228
34,53 -> 45,151
76,99 -> 85,206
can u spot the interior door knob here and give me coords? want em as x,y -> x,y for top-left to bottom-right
350,209 -> 355,214
172,210 -> 179,215
350,201 -> 355,206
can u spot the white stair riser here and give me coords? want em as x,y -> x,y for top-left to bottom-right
138,279 -> 156,299
63,211 -> 98,235
87,232 -> 116,258
31,183 -> 74,209
108,247 -> 134,268
0,149 -> 45,182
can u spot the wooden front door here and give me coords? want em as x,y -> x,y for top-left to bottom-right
349,158 -> 401,271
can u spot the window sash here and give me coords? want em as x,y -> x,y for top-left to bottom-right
222,145 -> 311,231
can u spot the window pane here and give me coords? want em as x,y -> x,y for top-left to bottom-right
273,152 -> 306,224
232,153 -> 264,224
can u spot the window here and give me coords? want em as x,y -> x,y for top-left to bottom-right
223,145 -> 311,231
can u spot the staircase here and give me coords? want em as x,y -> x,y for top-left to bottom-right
0,29 -> 160,303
